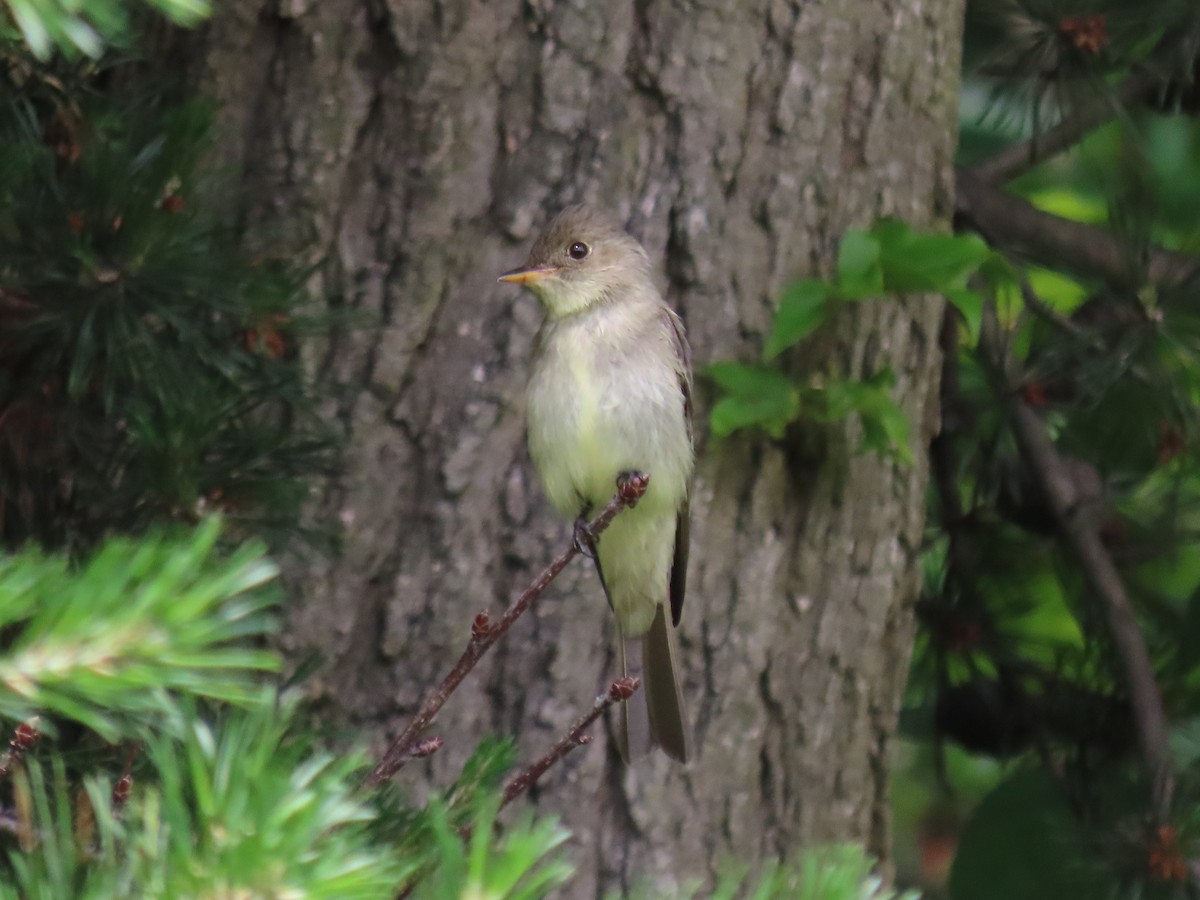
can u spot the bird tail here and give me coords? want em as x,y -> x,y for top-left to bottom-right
617,603 -> 690,763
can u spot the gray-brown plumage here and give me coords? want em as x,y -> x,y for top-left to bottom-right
499,206 -> 693,762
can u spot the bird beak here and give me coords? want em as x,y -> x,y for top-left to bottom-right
498,265 -> 558,285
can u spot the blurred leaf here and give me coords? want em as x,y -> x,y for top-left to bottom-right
1174,588 -> 1200,675
765,279 -> 831,359
1025,268 -> 1088,315
813,370 -> 913,462
948,288 -> 985,344
949,770 -> 1100,900
704,363 -> 800,438
1027,188 -> 1108,226
837,229 -> 884,299
1170,718 -> 1200,772
873,219 -> 992,293
443,736 -> 519,819
6,0 -> 212,60
414,796 -> 572,900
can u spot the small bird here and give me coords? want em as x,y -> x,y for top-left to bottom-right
499,206 -> 693,762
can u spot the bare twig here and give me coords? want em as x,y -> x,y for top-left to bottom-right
1008,403 -> 1173,814
500,677 -> 640,811
956,169 -> 1200,291
363,474 -> 649,787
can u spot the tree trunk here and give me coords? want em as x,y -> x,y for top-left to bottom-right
182,0 -> 961,892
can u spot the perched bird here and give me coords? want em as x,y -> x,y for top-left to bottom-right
499,206 -> 693,762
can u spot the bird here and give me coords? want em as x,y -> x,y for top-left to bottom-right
499,205 -> 693,762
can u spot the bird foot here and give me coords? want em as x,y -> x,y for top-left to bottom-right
573,514 -> 598,559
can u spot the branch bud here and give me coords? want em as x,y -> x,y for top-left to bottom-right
616,471 -> 650,505
609,676 -> 641,701
412,737 -> 444,758
471,611 -> 492,640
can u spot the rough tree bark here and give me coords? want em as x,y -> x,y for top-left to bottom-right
180,0 -> 961,893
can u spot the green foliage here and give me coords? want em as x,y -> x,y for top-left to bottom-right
372,738 -> 577,898
706,362 -> 799,439
414,797 -> 572,900
3,0 -> 209,60
0,528 -> 579,898
948,770 -> 1100,900
3,702 -> 410,898
0,63 -> 336,553
837,228 -> 884,300
764,280 -> 830,359
896,4 -> 1200,895
708,220 -> 995,461
0,519 -> 276,741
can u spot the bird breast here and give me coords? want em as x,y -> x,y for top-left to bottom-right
527,301 -> 691,519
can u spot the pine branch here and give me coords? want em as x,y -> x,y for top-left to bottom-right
955,169 -> 1200,290
970,17 -> 1200,185
364,474 -> 649,787
0,522 -> 278,741
971,72 -> 1157,185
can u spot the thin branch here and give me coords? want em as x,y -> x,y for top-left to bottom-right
1009,403 -> 1174,815
500,677 -> 640,811
972,71 -> 1158,185
956,169 -> 1200,291
976,307 -> 1175,816
363,474 -> 649,788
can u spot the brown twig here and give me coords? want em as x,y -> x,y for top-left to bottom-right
955,169 -> 1200,291
1008,402 -> 1174,815
500,677 -> 640,811
976,304 -> 1175,816
363,474 -> 649,788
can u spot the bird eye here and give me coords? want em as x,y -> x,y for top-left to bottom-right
567,241 -> 590,260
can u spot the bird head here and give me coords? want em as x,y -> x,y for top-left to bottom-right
499,206 -> 653,318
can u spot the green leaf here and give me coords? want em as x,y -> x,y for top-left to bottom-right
949,770 -> 1101,900
764,279 -> 831,359
1170,717 -> 1200,771
1175,588 -> 1200,675
872,219 -> 991,293
1025,266 -> 1088,315
704,363 -> 800,439
946,288 -> 984,344
808,371 -> 912,462
8,0 -> 52,59
705,362 -> 794,396
861,399 -> 913,464
836,229 -> 883,299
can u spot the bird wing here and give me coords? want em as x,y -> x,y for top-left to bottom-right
663,307 -> 693,627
